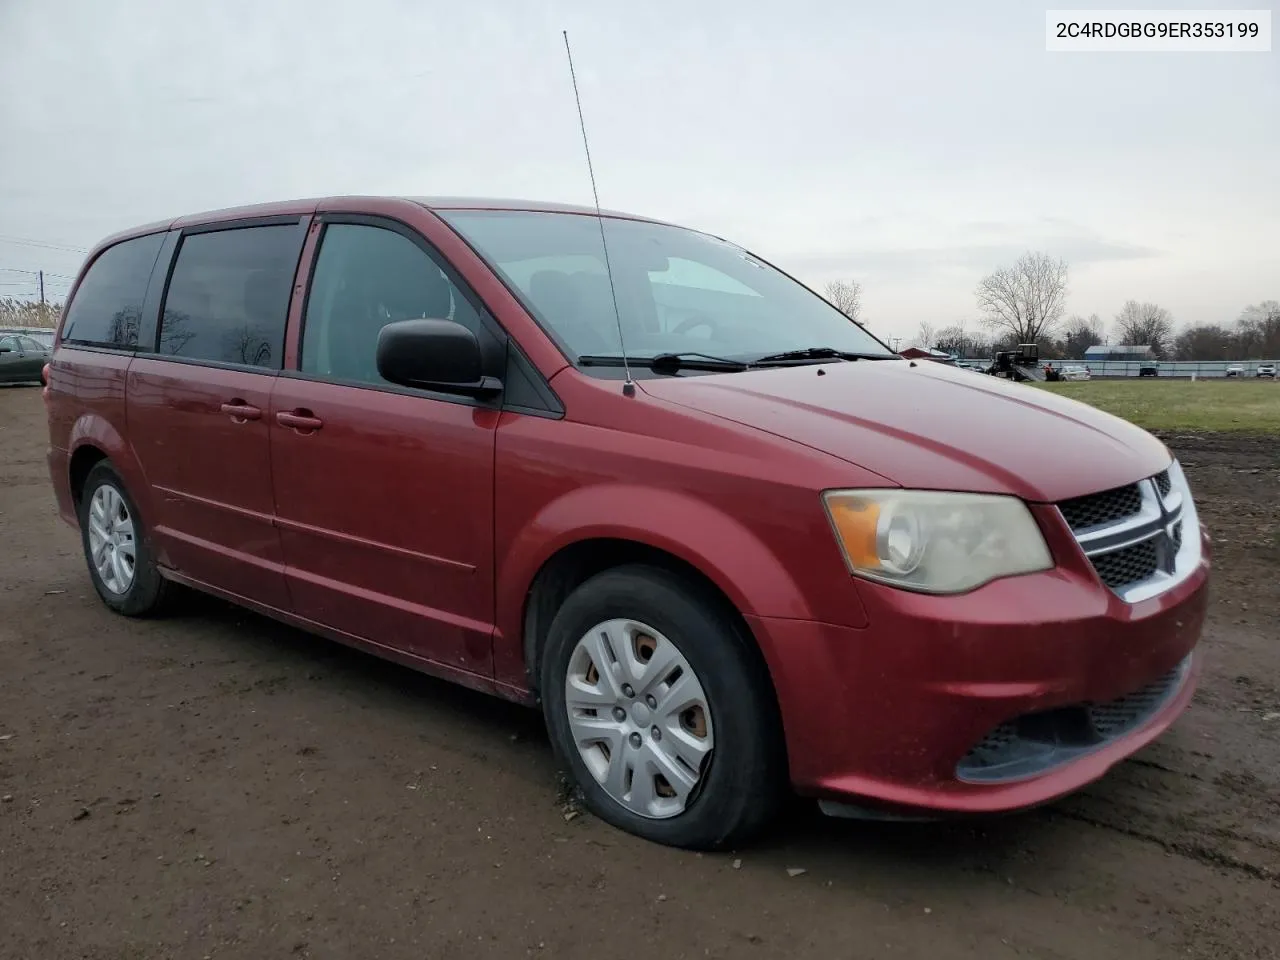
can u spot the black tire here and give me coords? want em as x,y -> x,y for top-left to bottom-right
540,565 -> 785,850
78,461 -> 171,617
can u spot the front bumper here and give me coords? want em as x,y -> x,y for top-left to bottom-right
747,528 -> 1210,814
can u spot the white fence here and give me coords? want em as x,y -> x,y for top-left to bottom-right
1067,360 -> 1276,378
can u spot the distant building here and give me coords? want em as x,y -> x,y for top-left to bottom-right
1085,344 -> 1154,361
899,347 -> 956,363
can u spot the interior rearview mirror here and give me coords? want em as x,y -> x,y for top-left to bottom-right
375,319 -> 502,398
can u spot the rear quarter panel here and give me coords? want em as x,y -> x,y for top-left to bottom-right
45,347 -> 151,530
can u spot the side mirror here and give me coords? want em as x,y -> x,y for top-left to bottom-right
0,345 -> 11,353
375,319 -> 502,398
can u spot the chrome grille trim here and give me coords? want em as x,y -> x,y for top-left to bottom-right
1059,460 -> 1202,603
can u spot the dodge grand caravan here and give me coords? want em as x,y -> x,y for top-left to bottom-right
45,196 -> 1209,849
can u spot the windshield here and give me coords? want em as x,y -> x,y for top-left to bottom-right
438,210 -> 895,365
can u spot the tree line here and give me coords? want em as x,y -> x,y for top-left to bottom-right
824,253 -> 1278,361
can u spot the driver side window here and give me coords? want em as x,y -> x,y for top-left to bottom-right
300,223 -> 481,387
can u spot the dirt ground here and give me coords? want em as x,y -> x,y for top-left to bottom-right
1,385 -> 1277,960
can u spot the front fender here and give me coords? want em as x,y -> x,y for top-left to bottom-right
493,483 -> 858,689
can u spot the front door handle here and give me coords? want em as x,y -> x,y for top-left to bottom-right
220,400 -> 262,422
276,410 -> 324,433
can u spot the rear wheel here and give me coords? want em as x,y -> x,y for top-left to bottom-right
541,565 -> 784,849
78,461 -> 171,616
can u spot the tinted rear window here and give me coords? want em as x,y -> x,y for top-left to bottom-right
158,225 -> 298,369
61,233 -> 165,348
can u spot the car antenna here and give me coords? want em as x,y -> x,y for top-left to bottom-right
562,30 -> 635,396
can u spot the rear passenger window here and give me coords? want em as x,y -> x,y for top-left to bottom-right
300,224 -> 481,386
158,225 -> 298,369
61,232 -> 165,348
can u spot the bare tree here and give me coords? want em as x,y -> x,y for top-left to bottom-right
933,325 -> 966,356
1237,300 -> 1280,359
1113,300 -> 1174,357
1173,324 -> 1234,361
823,280 -> 864,324
933,322 -> 988,358
914,322 -> 937,350
224,323 -> 274,366
1060,313 -> 1104,358
158,309 -> 196,356
975,252 -> 1069,344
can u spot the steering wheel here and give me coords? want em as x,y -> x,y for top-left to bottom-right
672,312 -> 720,338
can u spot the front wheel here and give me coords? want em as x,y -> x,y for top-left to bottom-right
541,565 -> 785,849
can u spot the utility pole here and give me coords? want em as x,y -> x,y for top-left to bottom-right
38,270 -> 45,306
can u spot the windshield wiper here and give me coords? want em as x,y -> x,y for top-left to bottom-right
577,352 -> 751,373
752,346 -> 894,365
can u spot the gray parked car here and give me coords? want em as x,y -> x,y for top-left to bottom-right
0,332 -> 50,384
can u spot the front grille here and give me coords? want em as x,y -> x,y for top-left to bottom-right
1057,466 -> 1191,599
1091,539 -> 1160,589
958,656 -> 1191,783
1059,484 -> 1142,531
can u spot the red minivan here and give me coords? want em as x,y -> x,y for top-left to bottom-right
45,197 -> 1209,849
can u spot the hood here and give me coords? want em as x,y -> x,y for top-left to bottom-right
639,360 -> 1171,503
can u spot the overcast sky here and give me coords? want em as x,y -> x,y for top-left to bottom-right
1,0 -> 1275,341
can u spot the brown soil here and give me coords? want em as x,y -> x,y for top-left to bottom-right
2,385 -> 1278,960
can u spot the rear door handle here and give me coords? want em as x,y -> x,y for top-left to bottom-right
276,410 -> 324,432
220,401 -> 262,422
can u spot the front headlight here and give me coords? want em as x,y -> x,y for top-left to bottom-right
822,489 -> 1053,594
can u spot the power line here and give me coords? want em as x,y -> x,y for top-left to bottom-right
0,269 -> 76,288
0,235 -> 88,254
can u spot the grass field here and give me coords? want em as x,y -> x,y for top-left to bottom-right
1036,379 -> 1280,433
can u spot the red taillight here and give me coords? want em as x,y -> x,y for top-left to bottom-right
41,363 -> 50,400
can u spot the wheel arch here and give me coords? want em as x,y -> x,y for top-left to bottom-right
520,537 -> 792,779
497,485 -> 816,695
65,414 -> 160,557
521,537 -> 768,690
68,443 -> 110,508
502,487 -> 814,774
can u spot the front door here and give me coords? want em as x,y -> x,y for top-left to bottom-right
126,220 -> 307,610
270,219 -> 499,676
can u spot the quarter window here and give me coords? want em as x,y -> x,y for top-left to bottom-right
300,223 -> 480,386
61,232 -> 165,348
158,225 -> 298,368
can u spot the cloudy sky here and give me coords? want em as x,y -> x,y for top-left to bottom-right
1,0 -> 1275,341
